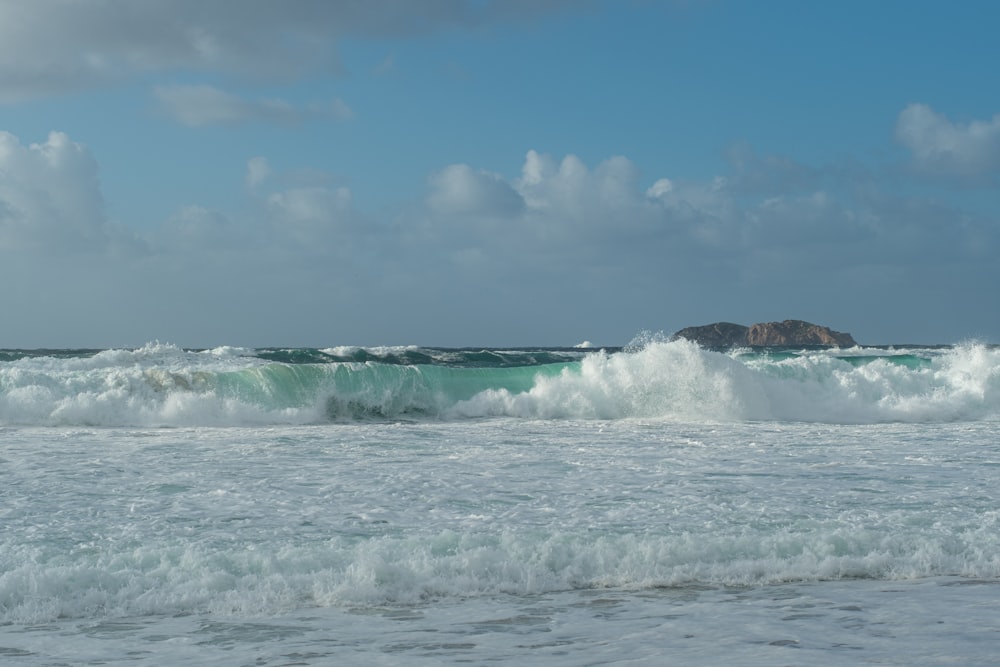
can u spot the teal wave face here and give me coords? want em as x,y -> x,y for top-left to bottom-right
161,361 -> 579,421
254,347 -> 593,368
734,351 -> 935,371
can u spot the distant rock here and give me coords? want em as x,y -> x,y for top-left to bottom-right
674,320 -> 857,348
671,322 -> 749,348
746,320 -> 857,347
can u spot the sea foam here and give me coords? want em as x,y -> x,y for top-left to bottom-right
4,519 -> 1000,624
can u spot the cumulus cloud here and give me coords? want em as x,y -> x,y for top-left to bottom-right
153,84 -> 352,126
426,164 -> 524,218
420,150 -> 882,262
0,131 -> 110,251
0,0 -> 581,103
896,103 -> 1000,178
514,151 -> 658,239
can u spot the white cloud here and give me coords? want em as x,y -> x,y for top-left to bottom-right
515,151 -> 650,231
426,164 -> 524,217
153,84 -> 352,127
0,1 -> 581,103
0,131 -> 110,251
896,103 -> 1000,177
646,178 -> 673,198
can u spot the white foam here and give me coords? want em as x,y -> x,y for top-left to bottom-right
4,521 -> 1000,624
450,339 -> 766,420
452,341 -> 1000,423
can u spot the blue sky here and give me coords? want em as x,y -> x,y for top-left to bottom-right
1,0 -> 998,348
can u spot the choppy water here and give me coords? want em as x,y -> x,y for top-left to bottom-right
1,341 -> 999,664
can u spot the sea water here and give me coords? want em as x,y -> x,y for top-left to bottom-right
1,340 -> 999,665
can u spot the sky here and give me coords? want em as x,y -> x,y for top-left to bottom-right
1,0 -> 998,348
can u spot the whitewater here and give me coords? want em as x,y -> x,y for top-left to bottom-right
1,339 -> 999,665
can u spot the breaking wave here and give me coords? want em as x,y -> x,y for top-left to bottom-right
0,340 -> 997,426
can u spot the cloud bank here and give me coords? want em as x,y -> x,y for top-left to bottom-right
0,0 -> 580,104
1,103 -> 997,346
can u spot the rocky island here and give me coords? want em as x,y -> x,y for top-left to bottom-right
673,320 -> 857,348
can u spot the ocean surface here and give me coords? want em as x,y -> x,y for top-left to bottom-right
1,338 -> 999,665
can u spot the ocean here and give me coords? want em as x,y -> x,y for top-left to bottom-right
1,338 -> 999,665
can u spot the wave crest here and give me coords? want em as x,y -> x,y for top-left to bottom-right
1,341 -> 998,426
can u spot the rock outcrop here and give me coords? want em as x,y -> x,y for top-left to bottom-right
674,320 -> 857,348
671,322 -> 749,348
